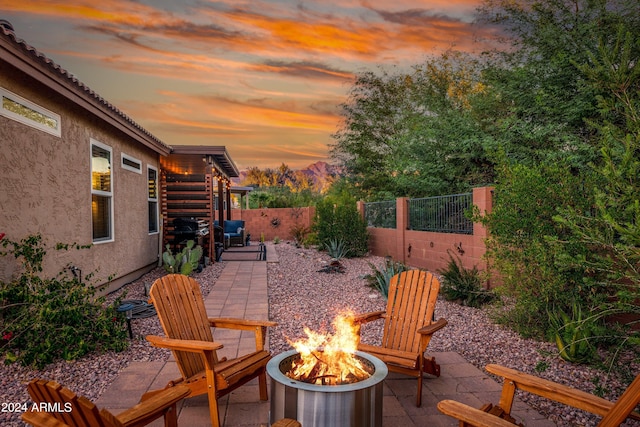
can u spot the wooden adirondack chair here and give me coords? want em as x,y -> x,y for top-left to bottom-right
438,364 -> 640,427
145,274 -> 277,427
22,378 -> 189,427
354,269 -> 448,407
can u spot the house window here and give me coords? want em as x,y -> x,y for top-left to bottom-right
148,166 -> 159,234
91,140 -> 113,242
0,87 -> 61,137
121,153 -> 142,173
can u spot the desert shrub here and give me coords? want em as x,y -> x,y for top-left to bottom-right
0,234 -> 128,368
302,231 -> 319,248
438,252 -> 495,307
314,195 -> 368,257
479,162 -> 593,338
365,258 -> 409,298
289,224 -> 310,247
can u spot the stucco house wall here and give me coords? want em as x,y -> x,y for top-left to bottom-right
0,23 -> 170,294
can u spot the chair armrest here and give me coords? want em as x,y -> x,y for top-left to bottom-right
418,318 -> 447,335
208,318 -> 276,351
22,411 -> 70,427
146,335 -> 223,352
272,419 -> 302,427
116,385 -> 191,427
437,400 -> 515,427
352,311 -> 386,325
486,364 -> 618,417
209,318 -> 277,330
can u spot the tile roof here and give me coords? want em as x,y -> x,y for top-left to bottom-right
0,20 -> 171,154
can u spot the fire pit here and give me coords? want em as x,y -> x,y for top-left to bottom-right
267,311 -> 388,426
268,349 -> 387,427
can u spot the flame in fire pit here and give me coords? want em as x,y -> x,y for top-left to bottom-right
287,311 -> 372,385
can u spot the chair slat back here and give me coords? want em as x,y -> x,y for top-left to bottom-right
599,374 -> 640,427
149,274 -> 217,379
382,270 -> 440,354
27,379 -> 114,427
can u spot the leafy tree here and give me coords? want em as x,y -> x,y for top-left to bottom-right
550,27 -> 640,347
477,0 -> 639,169
330,68 -> 413,199
331,52 -> 495,200
478,0 -> 640,350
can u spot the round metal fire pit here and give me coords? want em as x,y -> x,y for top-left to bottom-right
268,349 -> 388,427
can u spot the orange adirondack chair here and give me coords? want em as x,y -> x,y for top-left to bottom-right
438,364 -> 640,427
145,274 -> 276,427
354,269 -> 447,407
22,378 -> 189,427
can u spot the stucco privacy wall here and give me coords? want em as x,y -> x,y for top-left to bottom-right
0,61 -> 162,293
229,206 -> 315,242
360,187 -> 494,287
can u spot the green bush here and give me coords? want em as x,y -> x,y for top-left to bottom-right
314,195 -> 368,257
479,162 -> 593,338
302,232 -> 319,248
438,252 -> 495,308
365,258 -> 409,298
0,234 -> 128,368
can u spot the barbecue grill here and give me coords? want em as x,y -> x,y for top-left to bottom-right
172,217 -> 208,243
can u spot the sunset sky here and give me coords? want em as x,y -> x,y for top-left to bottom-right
1,0 -> 496,170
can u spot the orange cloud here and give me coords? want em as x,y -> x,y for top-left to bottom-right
2,0 -> 497,170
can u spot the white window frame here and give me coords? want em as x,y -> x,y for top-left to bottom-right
0,87 -> 61,137
121,153 -> 142,174
148,165 -> 159,235
91,139 -> 114,243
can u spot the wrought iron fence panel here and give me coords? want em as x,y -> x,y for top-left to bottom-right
408,193 -> 473,234
364,200 -> 396,228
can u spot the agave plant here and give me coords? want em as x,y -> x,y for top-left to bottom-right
364,258 -> 409,298
324,238 -> 350,260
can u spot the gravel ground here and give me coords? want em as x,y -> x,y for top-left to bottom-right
268,243 -> 639,427
2,242 -> 638,426
0,262 -> 226,427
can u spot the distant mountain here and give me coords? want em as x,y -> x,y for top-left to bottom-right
233,161 -> 343,190
298,161 -> 343,181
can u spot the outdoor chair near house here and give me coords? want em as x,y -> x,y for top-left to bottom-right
213,219 -> 246,247
22,378 -> 189,427
145,274 -> 276,427
437,364 -> 640,427
224,219 -> 246,246
354,269 -> 448,407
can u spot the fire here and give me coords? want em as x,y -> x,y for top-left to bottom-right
287,311 -> 372,385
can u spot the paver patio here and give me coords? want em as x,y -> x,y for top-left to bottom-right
96,244 -> 555,427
